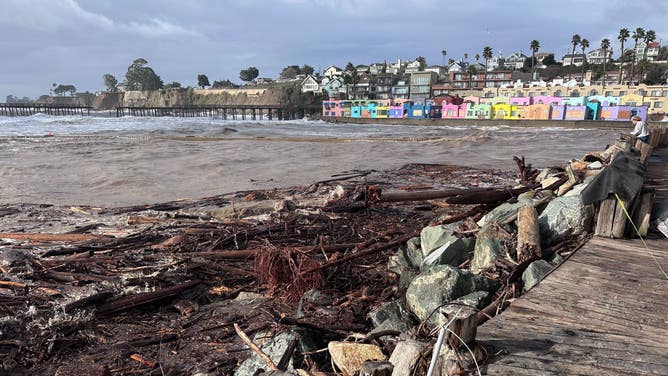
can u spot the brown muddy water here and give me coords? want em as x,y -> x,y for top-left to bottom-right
0,115 -> 623,206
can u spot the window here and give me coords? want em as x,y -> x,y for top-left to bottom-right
540,92 -> 547,96
554,90 -> 562,97
589,90 -> 598,96
663,90 -> 668,96
619,91 -> 627,96
643,102 -> 650,107
485,92 -> 494,98
651,90 -> 661,96
571,91 -> 580,97
605,91 -> 613,97
637,90 -> 647,96
654,102 -> 663,108
627,101 -> 637,106
528,92 -> 535,97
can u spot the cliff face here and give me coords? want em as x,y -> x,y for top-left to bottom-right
119,88 -> 284,108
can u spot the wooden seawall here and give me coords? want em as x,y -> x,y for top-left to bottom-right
477,127 -> 668,375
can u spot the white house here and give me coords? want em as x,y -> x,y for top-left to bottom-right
587,48 -> 613,65
387,59 -> 406,74
635,41 -> 661,62
562,53 -> 586,66
320,76 -> 347,98
503,51 -> 527,70
425,65 -> 446,76
447,62 -> 464,73
487,55 -> 505,71
301,75 -> 321,93
369,62 -> 387,75
404,60 -> 423,73
323,66 -> 343,78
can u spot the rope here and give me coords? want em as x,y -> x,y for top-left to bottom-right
614,193 -> 668,280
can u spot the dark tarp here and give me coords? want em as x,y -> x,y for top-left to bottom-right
581,151 -> 646,205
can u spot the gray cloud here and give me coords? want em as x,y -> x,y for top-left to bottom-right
1,0 -> 666,99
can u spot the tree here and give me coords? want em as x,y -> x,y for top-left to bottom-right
580,38 -> 590,78
482,46 -> 493,88
658,46 -> 668,61
630,27 -> 645,81
466,65 -> 478,89
164,81 -> 182,89
211,79 -> 238,89
530,40 -> 540,78
239,66 -> 259,82
280,65 -> 300,79
103,74 -> 118,92
53,84 -> 76,96
617,28 -> 630,84
568,34 -> 581,81
643,63 -> 668,85
125,58 -> 163,90
601,38 -> 611,90
640,29 -> 656,79
415,56 -> 426,70
474,53 -> 480,62
301,65 -> 315,76
542,53 -> 557,66
441,49 -> 447,66
197,74 -> 210,89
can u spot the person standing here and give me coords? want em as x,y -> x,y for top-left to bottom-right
630,115 -> 650,144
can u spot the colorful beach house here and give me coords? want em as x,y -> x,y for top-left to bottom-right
491,103 -> 520,120
620,93 -> 644,107
509,97 -> 531,106
599,105 -> 647,121
587,95 -> 620,106
562,97 -> 586,106
389,105 -> 404,118
531,96 -> 562,106
519,104 -> 551,120
441,103 -> 467,119
563,105 -> 587,120
322,100 -> 342,117
466,103 -> 492,119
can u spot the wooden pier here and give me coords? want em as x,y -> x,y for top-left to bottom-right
0,103 -> 91,116
477,129 -> 668,375
115,105 -> 318,120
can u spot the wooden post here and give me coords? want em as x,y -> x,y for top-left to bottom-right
516,206 -> 541,263
631,190 -> 655,237
595,197 -> 617,237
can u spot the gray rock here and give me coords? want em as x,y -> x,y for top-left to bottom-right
538,195 -> 594,248
388,238 -> 423,288
360,361 -> 394,376
587,161 -> 604,169
522,260 -> 553,291
420,237 -> 474,270
564,182 -> 589,197
405,237 -> 422,265
477,197 -> 533,227
470,224 -> 512,273
235,332 -> 299,376
301,289 -> 334,306
548,252 -> 565,265
368,300 -> 415,335
389,336 -> 428,376
405,265 -> 495,324
420,224 -> 459,257
368,300 -> 411,327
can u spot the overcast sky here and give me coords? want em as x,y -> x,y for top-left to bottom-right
1,0 -> 666,99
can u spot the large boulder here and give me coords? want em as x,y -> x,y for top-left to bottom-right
477,197 -> 533,227
367,300 -> 415,335
388,237 -> 423,288
420,237 -> 474,271
522,260 -> 553,291
439,290 -> 492,317
538,195 -> 594,248
420,224 -> 459,257
235,332 -> 299,376
405,265 -> 495,324
470,224 -> 512,273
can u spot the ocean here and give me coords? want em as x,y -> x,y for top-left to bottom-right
0,115 -> 622,207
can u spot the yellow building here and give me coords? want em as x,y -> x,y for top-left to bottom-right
620,93 -> 644,106
491,104 -> 520,120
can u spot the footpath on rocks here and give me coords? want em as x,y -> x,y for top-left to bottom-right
1,127 -> 667,376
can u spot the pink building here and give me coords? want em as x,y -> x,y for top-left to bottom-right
531,96 -> 562,106
441,103 -> 467,119
510,97 -> 531,106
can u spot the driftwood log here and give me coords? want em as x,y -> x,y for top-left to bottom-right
516,206 -> 541,263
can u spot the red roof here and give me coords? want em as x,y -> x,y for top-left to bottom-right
649,41 -> 660,48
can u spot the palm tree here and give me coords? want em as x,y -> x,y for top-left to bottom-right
467,65 -> 478,90
463,53 -> 468,62
640,29 -> 656,80
482,46 -> 493,88
617,28 -> 630,84
580,38 -> 590,79
630,27 -> 645,82
530,40 -> 540,79
601,38 -> 611,91
441,49 -> 447,66
474,53 -> 480,62
568,34 -> 581,81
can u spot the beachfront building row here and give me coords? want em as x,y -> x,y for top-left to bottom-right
322,93 -> 650,122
